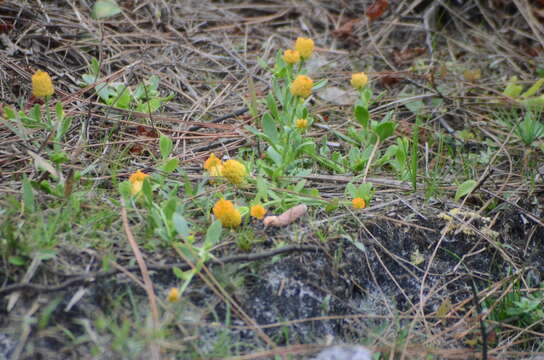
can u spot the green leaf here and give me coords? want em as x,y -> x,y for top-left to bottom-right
245,125 -> 266,139
118,181 -> 131,199
373,121 -> 395,141
266,146 -> 283,166
266,93 -> 279,119
23,177 -> 35,213
312,154 -> 345,173
205,220 -> 222,247
293,179 -> 306,193
159,134 -> 173,159
172,266 -> 184,279
455,179 -> 477,201
312,79 -> 328,91
172,212 -> 190,239
55,102 -> 64,122
404,100 -> 425,114
262,113 -> 278,143
354,104 -> 369,128
324,199 -> 339,213
136,98 -> 161,113
141,177 -> 153,203
346,183 -> 356,197
58,115 -> 72,140
36,249 -> 57,261
8,256 -> 26,266
521,95 -> 544,108
162,158 -> 179,173
92,0 -> 121,19
148,75 -> 160,92
503,76 -> 523,98
173,265 -> 195,281
358,182 -> 374,201
255,176 -> 268,203
163,197 -> 178,219
3,106 -> 16,119
31,104 -> 41,123
112,86 -> 131,109
51,151 -> 69,164
90,57 -> 100,76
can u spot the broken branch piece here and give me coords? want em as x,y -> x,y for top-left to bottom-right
263,204 -> 308,227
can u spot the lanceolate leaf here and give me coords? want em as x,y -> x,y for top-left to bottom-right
455,179 -> 477,201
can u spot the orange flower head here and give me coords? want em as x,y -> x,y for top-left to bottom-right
213,199 -> 242,228
129,170 -> 149,195
204,153 -> 223,180
208,164 -> 223,178
204,153 -> 222,170
222,159 -> 246,186
283,49 -> 300,64
351,72 -> 368,89
250,204 -> 266,220
32,70 -> 54,98
290,75 -> 313,98
296,118 -> 309,130
295,37 -> 314,59
352,197 -> 366,209
167,288 -> 181,302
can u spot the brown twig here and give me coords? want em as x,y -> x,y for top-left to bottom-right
120,201 -> 160,360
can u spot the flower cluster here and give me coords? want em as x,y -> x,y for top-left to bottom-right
352,197 -> 366,209
222,159 -> 247,186
167,288 -> 181,302
296,118 -> 309,130
32,70 -> 54,98
282,37 -> 314,66
129,170 -> 149,195
295,37 -> 314,60
351,72 -> 368,89
250,204 -> 266,220
291,75 -> 313,98
213,199 -> 242,228
204,154 -> 247,186
204,153 -> 223,178
283,49 -> 300,64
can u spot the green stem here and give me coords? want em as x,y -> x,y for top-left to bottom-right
44,96 -> 52,129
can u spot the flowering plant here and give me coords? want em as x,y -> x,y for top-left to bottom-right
248,37 -> 327,181
346,182 -> 374,208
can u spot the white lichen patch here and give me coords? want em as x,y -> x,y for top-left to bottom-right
439,207 -> 498,238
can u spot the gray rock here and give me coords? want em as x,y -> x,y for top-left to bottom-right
311,345 -> 373,360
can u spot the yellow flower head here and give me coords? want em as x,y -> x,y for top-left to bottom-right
222,159 -> 246,186
290,75 -> 313,98
129,170 -> 149,195
352,197 -> 366,209
32,70 -> 54,98
295,37 -> 314,59
250,204 -> 266,220
351,72 -> 368,89
204,153 -> 222,170
167,288 -> 180,302
213,199 -> 242,228
204,153 -> 223,179
283,49 -> 300,64
208,164 -> 223,177
295,118 -> 309,130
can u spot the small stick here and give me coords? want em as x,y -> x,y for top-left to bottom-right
263,204 -> 308,227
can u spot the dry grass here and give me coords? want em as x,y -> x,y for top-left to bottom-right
1,0 -> 544,359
